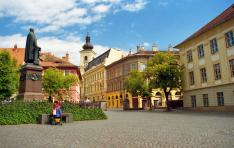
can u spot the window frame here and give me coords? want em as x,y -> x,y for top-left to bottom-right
197,44 -> 205,58
187,50 -> 193,63
189,71 -> 195,85
217,92 -> 224,106
191,95 -> 196,108
225,31 -> 234,48
203,94 -> 209,107
200,68 -> 207,83
229,59 -> 234,77
210,38 -> 218,54
213,63 -> 221,80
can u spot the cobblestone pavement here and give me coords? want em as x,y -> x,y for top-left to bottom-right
1,111 -> 234,148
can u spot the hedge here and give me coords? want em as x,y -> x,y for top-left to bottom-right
0,101 -> 107,125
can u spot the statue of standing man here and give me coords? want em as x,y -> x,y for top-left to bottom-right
24,28 -> 41,65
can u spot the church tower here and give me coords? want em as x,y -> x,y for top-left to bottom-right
79,33 -> 96,75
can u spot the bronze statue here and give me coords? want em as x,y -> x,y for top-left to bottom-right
24,28 -> 41,65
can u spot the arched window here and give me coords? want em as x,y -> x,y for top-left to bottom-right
84,56 -> 88,61
175,91 -> 181,100
156,92 -> 161,96
112,96 -> 114,106
120,94 -> 123,105
126,94 -> 128,98
108,97 -> 110,107
175,91 -> 181,95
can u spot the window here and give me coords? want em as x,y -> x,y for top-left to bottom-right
139,63 -> 146,72
112,96 -> 114,106
229,59 -> 234,77
203,94 -> 209,107
225,31 -> 234,47
191,95 -> 196,108
131,63 -> 137,71
210,38 -> 218,54
217,92 -> 224,106
84,56 -> 88,61
64,70 -> 69,76
197,44 -> 204,58
156,92 -> 162,96
189,71 -> 195,85
200,68 -> 207,83
213,63 -> 221,80
187,50 -> 193,62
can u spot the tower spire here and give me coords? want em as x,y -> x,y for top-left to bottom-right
83,33 -> 93,50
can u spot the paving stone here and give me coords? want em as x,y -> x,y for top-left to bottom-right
0,111 -> 234,148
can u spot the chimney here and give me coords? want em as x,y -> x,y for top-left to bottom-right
137,45 -> 140,52
128,49 -> 132,55
152,43 -> 158,51
62,53 -> 69,61
140,45 -> 145,51
65,52 -> 69,61
137,44 -> 145,52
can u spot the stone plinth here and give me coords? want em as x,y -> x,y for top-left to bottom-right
18,63 -> 44,101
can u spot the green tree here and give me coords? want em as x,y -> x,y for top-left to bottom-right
144,52 -> 182,110
124,71 -> 149,98
0,50 -> 19,100
42,68 -> 79,101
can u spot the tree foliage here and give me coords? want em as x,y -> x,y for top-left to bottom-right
144,52 -> 182,108
42,68 -> 79,101
0,50 -> 19,100
124,71 -> 148,97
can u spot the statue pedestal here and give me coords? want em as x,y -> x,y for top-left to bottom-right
18,63 -> 44,101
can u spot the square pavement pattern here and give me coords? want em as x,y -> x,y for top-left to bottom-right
0,111 -> 234,148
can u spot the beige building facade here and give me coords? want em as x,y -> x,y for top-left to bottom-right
106,48 -> 182,109
151,88 -> 182,108
106,50 -> 156,109
175,4 -> 234,111
81,47 -> 125,101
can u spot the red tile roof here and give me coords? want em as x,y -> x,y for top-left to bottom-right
40,52 -> 82,80
135,50 -> 157,55
0,48 -> 25,66
40,52 -> 77,68
175,4 -> 234,48
0,48 -> 82,80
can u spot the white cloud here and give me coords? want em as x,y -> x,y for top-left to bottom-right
0,0 -> 148,32
122,0 -> 147,12
92,4 -> 111,13
0,34 -> 109,66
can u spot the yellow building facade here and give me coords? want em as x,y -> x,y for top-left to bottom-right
175,4 -> 234,111
151,89 -> 182,108
106,48 -> 182,109
106,50 -> 156,109
81,48 -> 125,102
83,64 -> 105,101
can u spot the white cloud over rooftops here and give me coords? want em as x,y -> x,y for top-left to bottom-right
0,34 -> 109,66
0,0 -> 148,32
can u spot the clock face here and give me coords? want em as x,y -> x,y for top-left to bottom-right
84,63 -> 88,67
31,73 -> 39,81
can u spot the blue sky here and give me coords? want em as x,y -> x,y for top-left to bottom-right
0,0 -> 233,65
